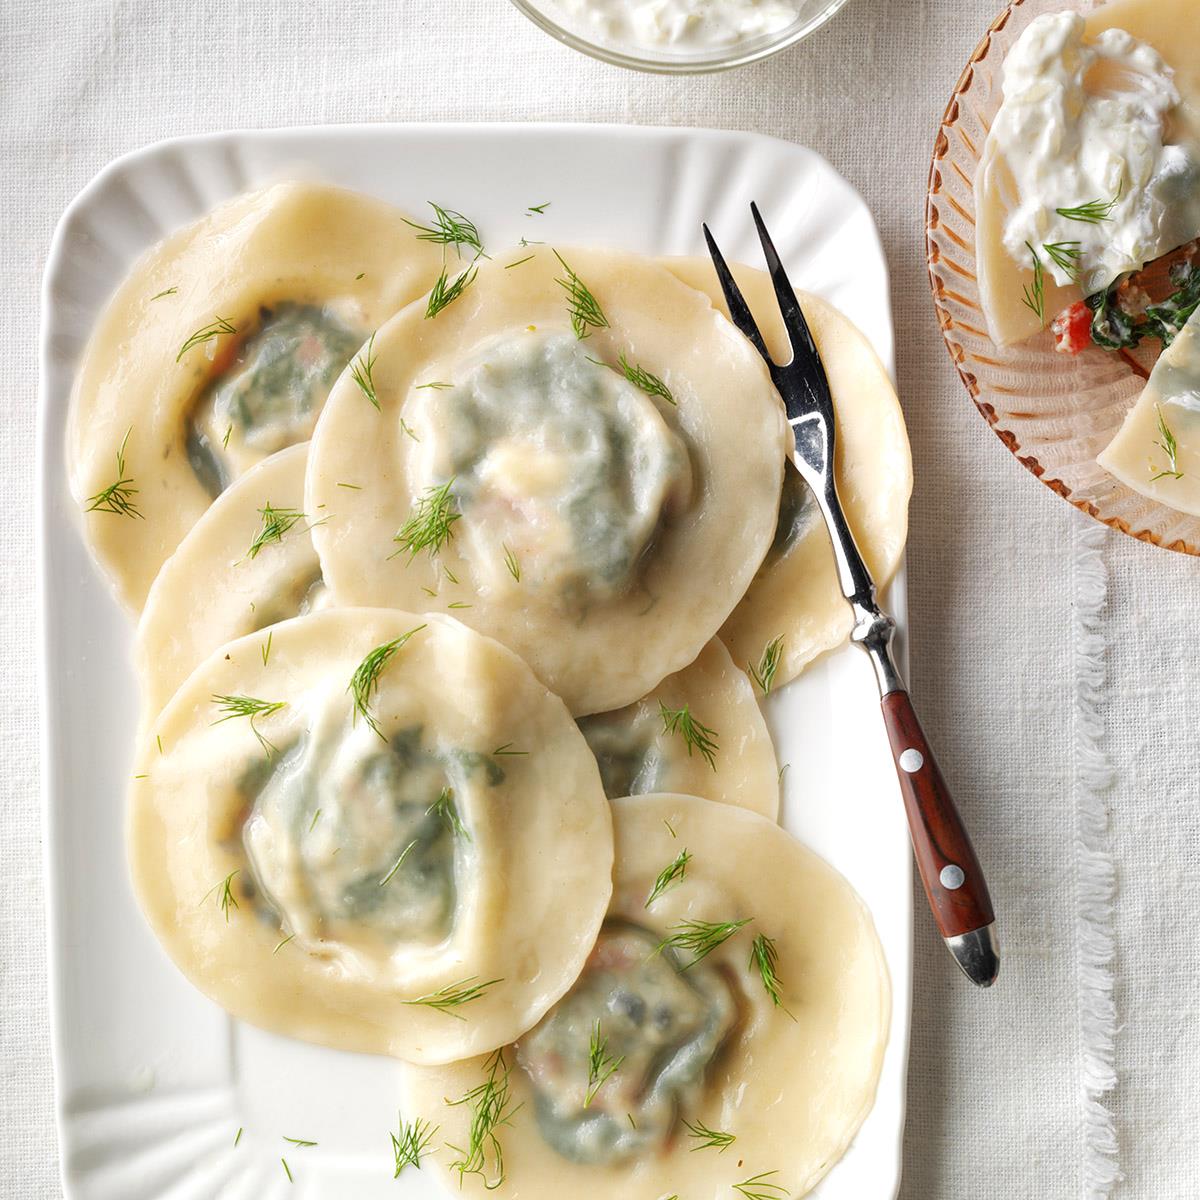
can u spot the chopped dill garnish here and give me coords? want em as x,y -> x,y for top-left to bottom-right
281,1158 -> 292,1183
734,1170 -> 788,1199
378,839 -> 418,887
355,272 -> 365,280
150,286 -> 178,301
447,600 -> 472,609
404,203 -> 483,256
421,586 -> 438,598
156,735 -> 163,755
350,331 -> 379,410
627,1113 -> 637,1129
589,353 -> 675,404
272,933 -> 296,954
554,251 -> 609,339
417,380 -> 452,389
748,635 -> 785,696
309,808 -> 322,832
1152,403 -> 1184,481
657,917 -> 751,969
246,503 -> 305,559
505,255 -> 535,270
444,565 -> 460,584
659,702 -> 719,770
392,1114 -> 439,1175
527,202 -> 551,215
348,626 -> 427,738
520,237 -> 544,247
282,1136 -> 317,1148
85,426 -> 142,519
133,773 -> 148,780
393,480 -> 460,559
645,848 -> 691,908
1020,242 -> 1044,323
260,631 -> 273,666
503,544 -> 521,581
664,818 -> 677,838
749,933 -> 794,1017
492,742 -> 527,757
404,976 -> 503,1019
211,694 -> 287,757
1042,240 -> 1082,279
1056,192 -> 1119,224
201,869 -> 240,923
222,423 -> 233,450
234,1127 -> 243,1147
400,417 -> 420,441
778,763 -> 790,785
427,786 -> 469,838
446,1049 -> 522,1189
426,264 -> 479,319
585,1019 -> 625,1107
683,1117 -> 736,1152
336,481 -> 362,489
177,315 -> 236,363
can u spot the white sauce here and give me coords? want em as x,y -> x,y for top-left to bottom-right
992,12 -> 1200,296
552,0 -> 799,51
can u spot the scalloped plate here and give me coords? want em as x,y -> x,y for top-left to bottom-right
39,124 -> 911,1199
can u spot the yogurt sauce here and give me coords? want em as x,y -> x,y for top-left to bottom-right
552,0 -> 800,51
992,12 -> 1200,296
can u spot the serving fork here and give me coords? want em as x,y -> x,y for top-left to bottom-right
705,205 -> 999,988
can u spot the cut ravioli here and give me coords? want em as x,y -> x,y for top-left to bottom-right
400,793 -> 889,1198
128,609 -> 613,1064
135,442 -> 325,720
578,638 -> 779,819
307,248 -> 788,715
1098,305 -> 1200,513
68,181 -> 444,609
665,258 -> 910,690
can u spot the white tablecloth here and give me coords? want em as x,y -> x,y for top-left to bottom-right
4,1 -> 1198,1196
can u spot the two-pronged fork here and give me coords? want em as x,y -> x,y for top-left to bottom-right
705,205 -> 999,988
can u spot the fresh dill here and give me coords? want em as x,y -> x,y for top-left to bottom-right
447,600 -> 472,609
85,426 -> 142,519
683,1117 -> 736,1152
356,272 -> 365,280
261,631 -> 273,666
749,933 -> 794,1017
392,1114 -> 439,1175
554,251 -> 609,338
336,481 -> 362,489
1151,403 -> 1184,481
659,702 -> 719,770
503,544 -> 521,582
734,1170 -> 788,1200
309,808 -> 322,832
393,480 -> 460,559
177,315 -> 236,363
427,786 -> 469,838
404,203 -> 483,256
211,693 -> 287,756
246,503 -> 305,559
281,1158 -> 292,1183
426,264 -> 479,319
527,202 -> 551,215
133,773 -> 148,780
748,634 -> 785,696
417,380 -> 452,389
1020,242 -> 1044,323
1042,240 -> 1082,279
379,839 -> 418,887
234,1127 -> 243,1146
282,1136 -> 317,1148
150,286 -> 178,301
272,933 -> 296,954
627,1113 -> 637,1129
222,423 -> 232,449
645,848 -> 692,908
404,976 -> 503,1019
156,734 -> 163,755
492,742 -> 527,757
1056,191 -> 1120,224
505,255 -> 535,270
201,869 -> 240,923
590,352 -> 675,404
446,1049 -> 522,1189
519,237 -> 544,247
348,626 -> 427,738
663,818 -> 678,838
350,331 -> 380,410
657,917 -> 751,969
585,1019 -> 625,1107
778,763 -> 790,785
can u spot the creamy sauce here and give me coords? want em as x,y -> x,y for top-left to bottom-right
552,0 -> 799,50
991,12 -> 1200,296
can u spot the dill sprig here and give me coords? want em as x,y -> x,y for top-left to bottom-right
657,917 -> 751,969
201,869 -> 240,923
272,932 -> 296,954
503,544 -> 521,582
505,255 -> 535,270
645,848 -> 691,908
393,480 -> 460,559
392,1114 -> 439,1175
234,1127 -> 243,1147
683,1117 -> 736,1152
150,286 -> 178,301
281,1158 -> 292,1182
426,264 -> 479,319
211,694 -> 287,757
492,743 -> 527,757
589,352 -> 675,404
282,1136 -> 317,1148
85,427 -> 143,519
585,1019 -> 625,1107
1042,240 -> 1082,279
527,202 -> 551,215
747,635 -> 784,696
261,631 -> 273,666
734,1170 -> 788,1199
404,976 -> 503,1019
404,203 -> 483,257
446,1049 -> 522,1190
427,786 -> 469,838
659,702 -> 719,770
1151,403 -> 1184,481
347,626 -> 427,738
1020,242 -> 1044,323
378,839 -> 418,887
554,251 -> 609,339
749,933 -> 794,1017
1056,192 -> 1119,224
246,503 -> 305,559
350,332 -> 379,410
417,380 -> 452,389
177,315 -> 236,363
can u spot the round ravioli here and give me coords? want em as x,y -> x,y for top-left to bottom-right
578,638 -> 779,819
306,247 -> 788,715
68,181 -> 444,609
665,259 -> 911,691
135,442 -> 325,720
400,793 -> 890,1198
128,608 -> 613,1064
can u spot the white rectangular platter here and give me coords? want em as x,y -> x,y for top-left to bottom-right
39,123 -> 912,1200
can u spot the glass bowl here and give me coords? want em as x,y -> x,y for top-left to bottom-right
510,0 -> 850,74
925,0 -> 1200,555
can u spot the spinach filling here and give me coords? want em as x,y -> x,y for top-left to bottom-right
762,459 -> 819,569
576,708 -> 666,799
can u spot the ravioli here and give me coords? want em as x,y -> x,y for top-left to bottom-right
128,609 -> 613,1064
306,247 -> 788,716
1098,305 -> 1200,512
665,258 -> 911,691
67,182 -> 444,609
400,793 -> 890,1198
578,638 -> 779,819
135,442 -> 325,720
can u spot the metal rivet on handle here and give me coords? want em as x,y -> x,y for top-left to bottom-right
940,864 -> 965,890
899,748 -> 924,773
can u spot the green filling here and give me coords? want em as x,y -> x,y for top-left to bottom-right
576,710 -> 665,799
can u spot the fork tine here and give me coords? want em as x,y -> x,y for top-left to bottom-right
702,223 -> 773,365
749,202 -> 824,371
